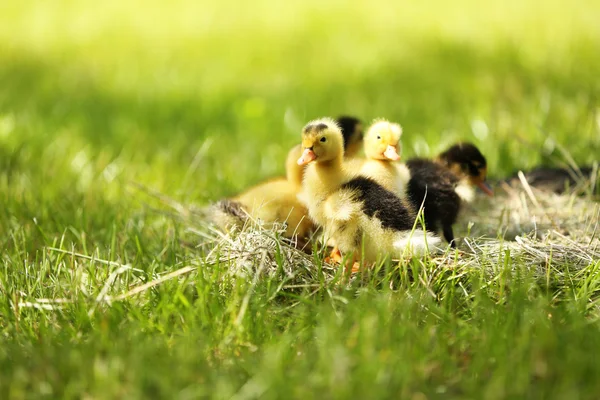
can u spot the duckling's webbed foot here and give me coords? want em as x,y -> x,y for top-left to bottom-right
325,248 -> 361,274
342,252 -> 361,275
324,246 -> 343,264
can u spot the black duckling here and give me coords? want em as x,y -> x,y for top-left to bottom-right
503,166 -> 596,194
405,142 -> 493,248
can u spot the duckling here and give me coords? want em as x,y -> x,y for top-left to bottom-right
323,118 -> 407,261
211,116 -> 364,244
298,118 -> 440,265
337,115 -> 364,158
436,143 -> 494,197
226,144 -> 314,240
357,119 -> 410,193
503,165 -> 596,194
404,142 -> 493,248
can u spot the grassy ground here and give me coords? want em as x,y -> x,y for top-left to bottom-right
1,0 -> 600,398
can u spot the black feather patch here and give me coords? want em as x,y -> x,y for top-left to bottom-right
336,116 -> 362,150
304,122 -> 330,134
341,176 -> 415,232
405,159 -> 462,242
438,142 -> 487,178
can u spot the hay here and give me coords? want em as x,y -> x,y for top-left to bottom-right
187,220 -> 341,289
464,181 -> 599,242
184,175 -> 600,286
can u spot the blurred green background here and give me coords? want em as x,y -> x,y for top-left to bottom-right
1,0 -> 599,203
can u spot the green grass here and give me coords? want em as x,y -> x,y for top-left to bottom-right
1,0 -> 600,398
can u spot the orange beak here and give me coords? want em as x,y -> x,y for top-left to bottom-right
477,181 -> 494,197
297,148 -> 317,165
383,145 -> 401,161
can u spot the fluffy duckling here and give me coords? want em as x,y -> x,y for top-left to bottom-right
404,142 -> 493,247
297,118 -> 440,265
436,143 -> 494,197
225,144 -> 313,240
212,116 -> 364,244
503,165 -> 596,194
337,115 -> 364,158
357,119 -> 410,193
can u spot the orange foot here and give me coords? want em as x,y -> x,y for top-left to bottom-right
324,247 -> 343,264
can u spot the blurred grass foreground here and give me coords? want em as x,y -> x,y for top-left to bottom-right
1,0 -> 600,398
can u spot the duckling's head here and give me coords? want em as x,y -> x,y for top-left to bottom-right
297,118 -> 344,166
336,116 -> 364,158
363,119 -> 402,161
437,142 -> 493,196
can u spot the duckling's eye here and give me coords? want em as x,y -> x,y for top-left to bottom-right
376,135 -> 381,140
320,137 -> 327,143
467,163 -> 480,176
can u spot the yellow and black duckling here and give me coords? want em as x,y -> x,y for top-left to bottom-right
297,118 -> 440,267
404,142 -> 493,248
211,116 -> 364,245
323,118 -> 407,261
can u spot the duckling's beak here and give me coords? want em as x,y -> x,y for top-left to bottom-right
383,145 -> 401,161
297,148 -> 317,165
477,181 -> 494,197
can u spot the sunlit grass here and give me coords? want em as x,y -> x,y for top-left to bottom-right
1,0 -> 599,398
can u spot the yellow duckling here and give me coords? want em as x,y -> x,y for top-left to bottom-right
211,116 -> 364,245
297,118 -> 440,266
356,119 -> 411,193
227,144 -> 313,240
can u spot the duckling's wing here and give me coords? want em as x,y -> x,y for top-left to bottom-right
324,188 -> 361,222
341,176 -> 415,231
